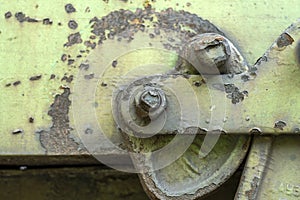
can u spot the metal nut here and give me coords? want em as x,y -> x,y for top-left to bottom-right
135,87 -> 167,119
140,89 -> 161,111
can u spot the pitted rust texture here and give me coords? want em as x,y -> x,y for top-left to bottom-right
68,20 -> 78,29
13,81 -> 21,86
274,120 -> 287,130
29,75 -> 42,81
276,32 -> 294,48
86,8 -> 223,52
244,176 -> 260,199
64,32 -> 83,47
65,4 -> 76,13
15,12 -> 38,23
4,11 -> 12,19
39,88 -> 85,154
235,136 -> 273,200
224,84 -> 248,104
62,8 -> 226,84
61,75 -> 74,83
10,12 -> 53,25
42,18 -> 53,25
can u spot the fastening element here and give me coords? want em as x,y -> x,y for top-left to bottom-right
134,87 -> 167,119
181,33 -> 248,75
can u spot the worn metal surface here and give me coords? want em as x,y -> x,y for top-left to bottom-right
218,20 -> 300,134
236,136 -> 300,200
0,0 -> 299,160
1,1 -> 300,200
135,135 -> 249,199
109,20 -> 300,135
235,136 -> 273,200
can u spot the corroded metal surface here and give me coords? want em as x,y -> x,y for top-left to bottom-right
235,136 -> 273,200
236,136 -> 300,200
135,135 -> 250,199
219,20 -> 300,134
0,0 -> 299,158
1,1 -> 300,200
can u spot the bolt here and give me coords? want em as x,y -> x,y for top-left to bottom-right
183,33 -> 248,75
140,89 -> 160,111
135,87 -> 167,119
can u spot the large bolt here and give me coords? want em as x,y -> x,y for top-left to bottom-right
135,87 -> 167,119
182,33 -> 248,75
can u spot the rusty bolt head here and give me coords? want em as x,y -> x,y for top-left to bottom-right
135,87 -> 167,118
140,89 -> 161,111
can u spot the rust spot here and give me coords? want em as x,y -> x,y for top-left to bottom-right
50,74 -> 56,80
149,33 -> 155,38
65,4 -> 76,13
241,74 -> 250,82
84,40 -> 96,49
61,54 -> 68,62
245,176 -> 260,199
277,33 -> 294,48
13,81 -> 21,86
294,127 -> 300,133
64,32 -> 82,47
143,0 -> 152,9
42,18 -> 53,25
224,84 -> 247,104
15,12 -> 27,22
88,8 -> 222,50
274,120 -> 286,130
29,75 -> 42,81
29,117 -> 34,123
112,60 -> 118,68
90,35 -> 96,40
4,11 -> 12,19
15,12 -> 38,23
38,88 -> 85,154
61,75 -> 74,83
68,20 -> 78,29
193,81 -> 201,87
85,7 -> 91,13
67,59 -> 75,65
85,128 -> 93,134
